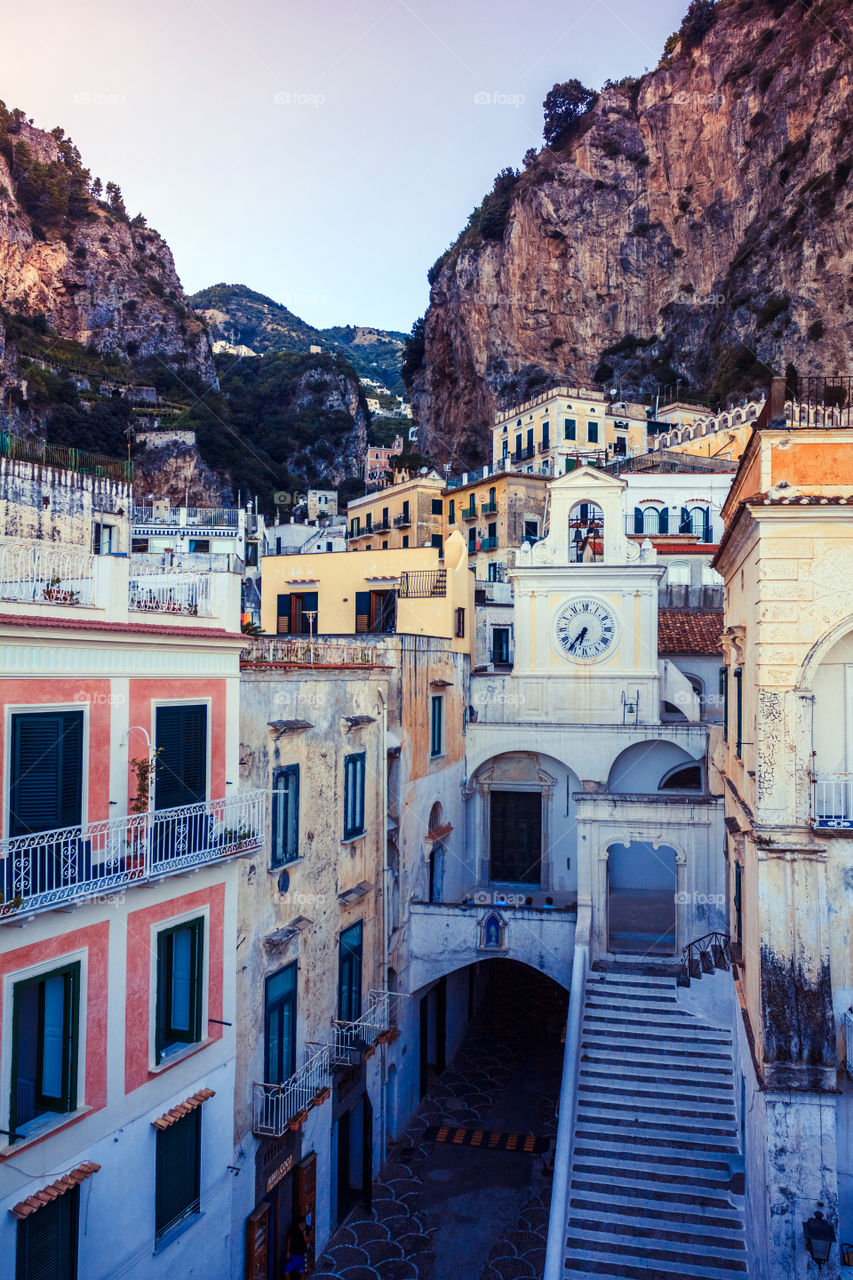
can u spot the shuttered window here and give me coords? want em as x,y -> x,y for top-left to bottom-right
154,705 -> 207,811
734,668 -> 743,757
264,962 -> 297,1085
490,791 -> 542,884
271,766 -> 299,867
430,696 -> 444,758
10,712 -> 83,837
720,667 -> 729,741
11,963 -> 80,1141
16,1185 -> 79,1280
355,591 -> 370,634
343,753 -> 366,839
564,418 -> 576,440
338,921 -> 363,1022
155,1108 -> 201,1243
277,592 -> 292,634
155,918 -> 204,1063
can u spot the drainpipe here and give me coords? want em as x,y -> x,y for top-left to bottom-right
376,684 -> 389,1166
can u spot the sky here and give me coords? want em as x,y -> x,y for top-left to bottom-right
1,0 -> 689,334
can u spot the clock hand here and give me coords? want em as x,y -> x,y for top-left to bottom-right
568,625 -> 588,652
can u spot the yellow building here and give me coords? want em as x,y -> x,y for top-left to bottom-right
651,400 -> 764,463
444,469 -> 549,577
491,385 -> 648,472
260,533 -> 473,655
347,472 -> 445,552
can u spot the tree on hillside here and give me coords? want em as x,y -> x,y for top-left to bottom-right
543,80 -> 598,148
402,316 -> 426,390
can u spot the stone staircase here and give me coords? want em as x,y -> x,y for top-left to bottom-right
563,966 -> 748,1279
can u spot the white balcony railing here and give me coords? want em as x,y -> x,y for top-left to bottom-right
132,506 -> 241,529
0,538 -> 95,607
129,573 -> 212,617
813,774 -> 853,828
0,791 -> 265,917
252,990 -> 396,1137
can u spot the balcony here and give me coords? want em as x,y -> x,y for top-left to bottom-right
0,432 -> 133,483
241,637 -> 392,667
129,572 -> 212,617
480,536 -> 498,551
132,505 -> 241,530
481,500 -> 498,515
0,791 -> 265,918
393,513 -> 411,528
253,991 -> 396,1137
461,502 -> 478,520
0,538 -> 96,607
813,774 -> 853,828
538,441 -> 550,453
399,569 -> 447,598
523,445 -> 535,460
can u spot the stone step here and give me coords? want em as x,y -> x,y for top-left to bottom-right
577,1105 -> 738,1136
563,1245 -> 747,1279
586,992 -> 679,1010
584,1009 -> 731,1035
570,1191 -> 745,1230
582,1022 -> 733,1048
575,1125 -> 740,1156
573,1145 -> 737,1176
589,978 -> 677,995
581,1045 -> 734,1070
577,1088 -> 736,1119
570,1170 -> 740,1208
572,1157 -> 737,1190
579,1059 -> 735,1087
566,1232 -> 747,1270
571,1212 -> 746,1248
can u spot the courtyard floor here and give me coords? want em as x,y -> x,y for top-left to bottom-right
312,963 -> 567,1280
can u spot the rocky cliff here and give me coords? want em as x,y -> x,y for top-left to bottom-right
412,0 -> 853,469
0,106 -> 215,383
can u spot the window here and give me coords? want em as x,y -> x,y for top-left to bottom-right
468,528 -> 476,552
659,763 -> 702,791
271,766 -> 299,867
10,962 -> 80,1142
455,607 -> 465,639
155,918 -> 204,1063
431,498 -> 443,515
430,696 -> 444,757
448,499 -> 455,523
92,522 -> 114,555
431,534 -> 443,552
402,535 -> 409,548
488,522 -> 497,541
154,704 -> 207,810
524,519 -> 538,541
16,1185 -> 79,1280
338,922 -> 363,1022
9,711 -> 84,838
734,668 -> 743,757
343,753 -> 366,839
264,963 -> 297,1085
666,561 -> 690,587
382,507 -> 389,526
565,418 -> 576,440
587,421 -> 599,443
487,561 -> 498,582
490,791 -> 541,884
492,627 -> 510,664
402,500 -> 410,522
720,667 -> 729,741
155,1107 -> 201,1243
188,539 -> 209,554
542,421 -> 550,448
365,513 -> 372,531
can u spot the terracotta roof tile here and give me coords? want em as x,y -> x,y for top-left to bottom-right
151,1088 -> 215,1130
658,609 -> 723,655
10,1162 -> 100,1219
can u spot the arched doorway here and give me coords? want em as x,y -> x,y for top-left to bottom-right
607,841 -> 678,955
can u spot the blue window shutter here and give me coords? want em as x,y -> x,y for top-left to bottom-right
16,1186 -> 79,1280
680,507 -> 691,534
355,592 -> 370,633
633,507 -> 644,534
154,705 -> 207,810
276,592 -> 291,634
11,712 -> 83,836
658,507 -> 669,534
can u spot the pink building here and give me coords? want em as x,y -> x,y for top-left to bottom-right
0,458 -> 262,1280
364,435 -> 404,488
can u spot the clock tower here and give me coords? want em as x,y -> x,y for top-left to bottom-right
510,465 -> 664,724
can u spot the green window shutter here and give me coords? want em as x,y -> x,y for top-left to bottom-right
430,697 -> 443,757
155,1108 -> 201,1240
271,766 -> 299,867
587,421 -> 598,443
720,667 -> 728,741
10,712 -> 83,836
565,418 -> 576,440
154,705 -> 207,810
344,753 -> 366,838
338,921 -> 363,1021
355,591 -> 370,633
16,1185 -> 79,1280
11,963 -> 79,1140
735,669 -> 743,756
542,421 -> 549,447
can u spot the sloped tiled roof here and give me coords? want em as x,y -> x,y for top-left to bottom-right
658,609 -> 723,654
151,1088 -> 215,1131
10,1162 -> 100,1219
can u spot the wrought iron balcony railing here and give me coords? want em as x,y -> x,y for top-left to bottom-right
480,500 -> 498,515
128,573 -> 212,617
393,513 -> 411,528
0,538 -> 96,607
252,991 -> 396,1137
398,569 -> 447,598
0,791 -> 265,918
813,773 -> 853,828
480,536 -> 498,551
460,503 -> 478,520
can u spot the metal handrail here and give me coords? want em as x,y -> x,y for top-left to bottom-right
677,931 -> 731,988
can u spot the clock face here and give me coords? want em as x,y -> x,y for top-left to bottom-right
554,597 -> 617,662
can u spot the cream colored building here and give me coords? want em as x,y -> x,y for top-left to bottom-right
714,378 -> 853,1278
491,386 -> 648,474
348,473 -> 444,552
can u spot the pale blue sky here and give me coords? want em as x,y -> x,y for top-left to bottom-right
2,0 -> 689,332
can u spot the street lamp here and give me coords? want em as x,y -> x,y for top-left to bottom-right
803,1210 -> 835,1269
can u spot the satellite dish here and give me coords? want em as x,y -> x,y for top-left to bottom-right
419,467 -> 428,474
609,388 -> 618,398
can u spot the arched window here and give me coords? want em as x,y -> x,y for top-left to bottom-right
633,505 -> 668,535
667,561 -> 690,586
701,563 -> 722,586
659,762 -> 703,791
680,506 -> 712,541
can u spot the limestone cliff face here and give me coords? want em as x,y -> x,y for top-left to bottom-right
0,117 -> 215,382
413,0 -> 853,469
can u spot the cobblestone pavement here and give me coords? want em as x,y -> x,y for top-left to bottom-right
312,963 -> 567,1280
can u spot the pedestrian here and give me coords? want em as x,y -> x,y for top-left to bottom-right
284,1216 -> 308,1276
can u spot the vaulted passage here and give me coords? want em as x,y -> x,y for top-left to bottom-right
312,962 -> 567,1280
